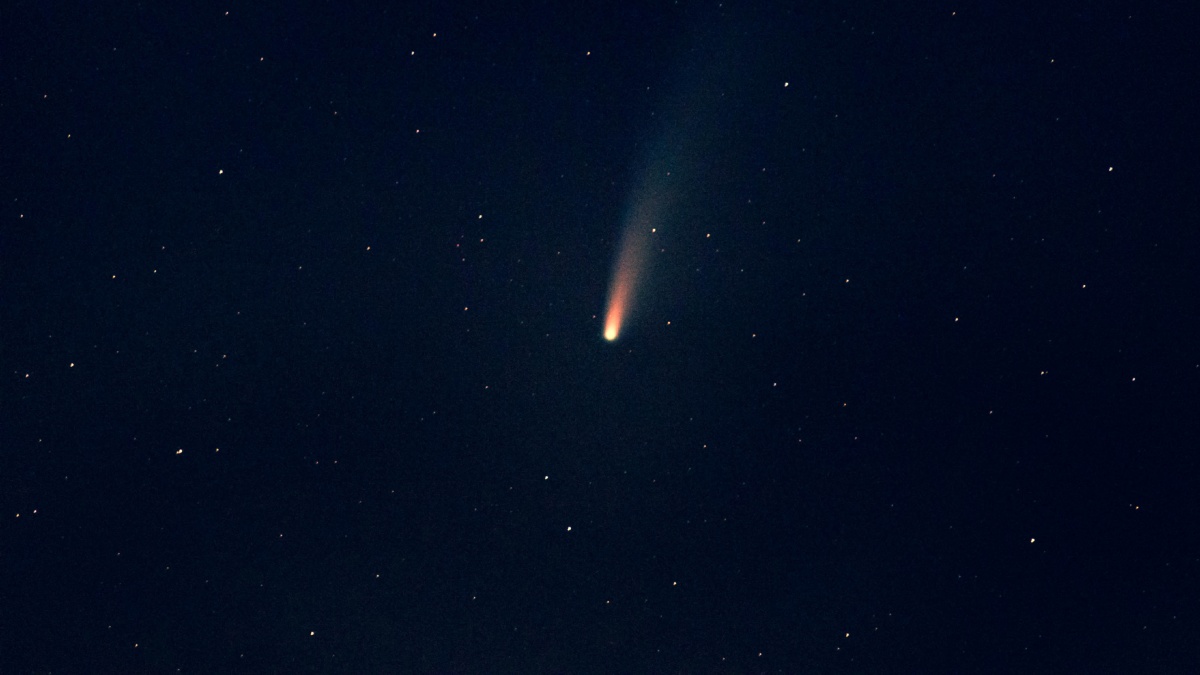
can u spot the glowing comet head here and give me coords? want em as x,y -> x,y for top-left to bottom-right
602,218 -> 650,342
602,291 -> 626,342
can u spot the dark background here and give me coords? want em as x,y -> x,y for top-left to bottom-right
3,1 -> 1198,672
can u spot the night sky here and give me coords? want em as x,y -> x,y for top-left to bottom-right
4,1 -> 1199,672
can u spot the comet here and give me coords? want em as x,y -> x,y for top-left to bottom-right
603,198 -> 656,342
598,18 -> 757,344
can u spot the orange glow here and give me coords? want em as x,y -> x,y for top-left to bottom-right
603,288 -> 626,341
603,220 -> 650,342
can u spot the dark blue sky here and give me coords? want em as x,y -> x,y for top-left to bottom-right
3,1 -> 1198,672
